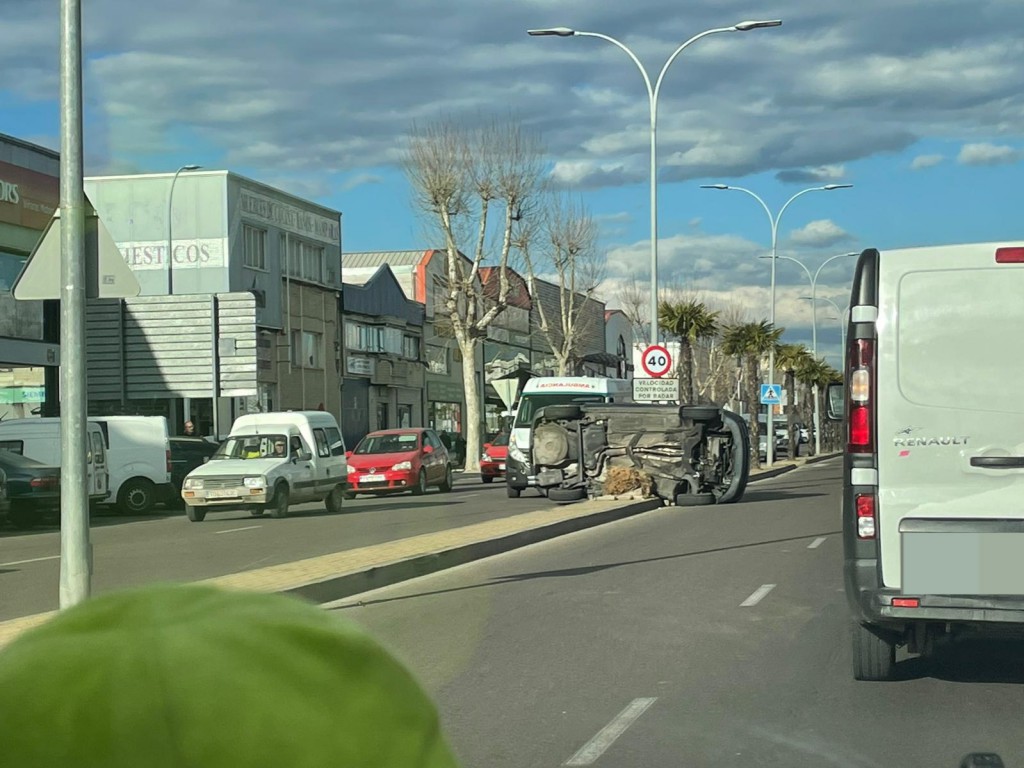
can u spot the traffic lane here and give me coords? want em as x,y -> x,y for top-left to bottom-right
0,479 -> 538,621
328,460 -> 845,768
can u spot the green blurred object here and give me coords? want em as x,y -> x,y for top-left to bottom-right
0,583 -> 460,768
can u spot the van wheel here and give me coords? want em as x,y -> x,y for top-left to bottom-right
852,622 -> 896,681
118,478 -> 156,515
412,470 -> 427,496
268,484 -> 289,519
185,505 -> 206,522
439,466 -> 453,493
325,485 -> 344,514
250,508 -> 265,517
482,476 -> 494,484
507,485 -> 521,498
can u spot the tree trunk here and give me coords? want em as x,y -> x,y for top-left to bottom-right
458,335 -> 481,473
785,370 -> 797,459
746,355 -> 761,468
681,338 -> 694,404
802,381 -> 816,457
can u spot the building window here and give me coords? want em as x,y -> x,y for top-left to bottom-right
291,330 -> 322,368
427,346 -> 448,375
403,336 -> 420,360
243,225 -> 267,270
281,236 -> 324,283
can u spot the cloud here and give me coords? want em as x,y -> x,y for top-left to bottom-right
788,220 -> 854,248
957,142 -> 1022,166
340,173 -> 383,192
594,211 -> 631,224
775,165 -> 846,184
910,154 -> 944,170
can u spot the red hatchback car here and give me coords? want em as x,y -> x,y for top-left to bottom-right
480,432 -> 509,483
345,428 -> 453,498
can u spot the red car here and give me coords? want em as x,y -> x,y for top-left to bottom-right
345,428 -> 453,498
480,433 -> 509,483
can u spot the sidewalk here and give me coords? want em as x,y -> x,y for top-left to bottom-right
0,453 -> 840,650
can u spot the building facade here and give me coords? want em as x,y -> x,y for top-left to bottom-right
479,266 -> 531,434
84,171 -> 342,437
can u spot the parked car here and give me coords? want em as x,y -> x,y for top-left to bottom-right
346,428 -> 453,497
168,437 -> 220,502
0,418 -> 109,504
0,450 -> 60,529
481,432 -> 509,483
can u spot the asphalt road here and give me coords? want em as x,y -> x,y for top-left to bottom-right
329,458 -> 1024,768
0,473 -> 536,621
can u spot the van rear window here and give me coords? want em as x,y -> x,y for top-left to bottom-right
897,269 -> 1024,413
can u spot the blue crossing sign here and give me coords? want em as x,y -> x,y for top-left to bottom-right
760,384 -> 782,405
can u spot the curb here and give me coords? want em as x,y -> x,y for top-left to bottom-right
748,452 -> 841,482
285,497 -> 662,605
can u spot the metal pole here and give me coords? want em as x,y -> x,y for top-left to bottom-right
810,279 -> 821,456
58,0 -> 91,608
767,215 -> 778,466
648,93 -> 658,345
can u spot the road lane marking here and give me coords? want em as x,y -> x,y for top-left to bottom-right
214,525 -> 262,535
0,554 -> 60,567
807,537 -> 827,549
564,697 -> 657,766
740,584 -> 776,607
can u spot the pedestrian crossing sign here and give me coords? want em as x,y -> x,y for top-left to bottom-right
760,384 -> 782,405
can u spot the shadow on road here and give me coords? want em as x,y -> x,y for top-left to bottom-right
740,490 -> 829,503
893,638 -> 1024,684
332,530 -> 842,611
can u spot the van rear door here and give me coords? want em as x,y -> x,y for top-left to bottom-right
877,243 -> 1024,594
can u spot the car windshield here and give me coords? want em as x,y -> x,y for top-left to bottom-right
489,432 -> 509,447
213,434 -> 289,460
355,433 -> 420,454
513,394 -> 604,427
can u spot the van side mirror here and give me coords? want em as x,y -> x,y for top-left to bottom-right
825,382 -> 844,421
299,451 -> 313,462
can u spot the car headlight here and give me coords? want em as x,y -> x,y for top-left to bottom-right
392,460 -> 412,471
243,476 -> 266,489
183,478 -> 204,490
509,443 -> 528,463
482,452 -> 492,462
347,465 -> 356,475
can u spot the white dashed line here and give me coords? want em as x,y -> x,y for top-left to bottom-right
740,584 -> 776,607
214,525 -> 262,535
564,697 -> 657,766
0,554 -> 60,567
807,537 -> 827,549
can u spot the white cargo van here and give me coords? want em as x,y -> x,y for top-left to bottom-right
829,244 -> 1024,681
507,377 -> 632,498
91,416 -> 173,514
0,418 -> 110,502
181,410 -> 347,522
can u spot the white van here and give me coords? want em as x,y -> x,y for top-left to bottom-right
181,410 -> 347,522
91,416 -> 173,514
0,418 -> 110,502
829,243 -> 1024,681
507,377 -> 632,498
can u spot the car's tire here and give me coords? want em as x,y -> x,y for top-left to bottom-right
507,485 -> 521,498
482,475 -> 494,484
548,486 -> 586,503
412,470 -> 427,496
717,410 -> 751,505
268,484 -> 289,519
118,478 -> 157,515
185,504 -> 207,522
675,492 -> 716,507
852,622 -> 897,681
343,490 -> 356,500
439,466 -> 453,493
250,508 -> 265,517
325,485 -> 345,513
539,404 -> 582,422
680,405 -> 721,422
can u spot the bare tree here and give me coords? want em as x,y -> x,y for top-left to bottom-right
519,193 -> 605,376
404,117 -> 543,472
617,275 -> 648,344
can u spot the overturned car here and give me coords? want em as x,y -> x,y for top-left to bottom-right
529,402 -> 750,505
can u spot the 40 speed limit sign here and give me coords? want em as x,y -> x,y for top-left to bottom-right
640,344 -> 673,378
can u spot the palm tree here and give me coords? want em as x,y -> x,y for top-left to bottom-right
721,320 -> 784,466
658,300 -> 719,404
776,343 -> 814,458
797,356 -> 839,453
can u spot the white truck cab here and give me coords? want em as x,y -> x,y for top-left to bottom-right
829,243 -> 1024,680
181,411 -> 347,522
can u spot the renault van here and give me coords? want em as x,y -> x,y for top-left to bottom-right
829,244 -> 1024,681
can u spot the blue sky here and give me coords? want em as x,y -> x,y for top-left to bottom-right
3,0 -> 1024,366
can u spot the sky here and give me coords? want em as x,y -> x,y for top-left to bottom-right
3,0 -> 1024,366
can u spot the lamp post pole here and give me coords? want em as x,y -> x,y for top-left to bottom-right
167,164 -> 201,295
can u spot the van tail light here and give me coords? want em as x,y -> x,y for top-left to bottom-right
166,449 -> 173,475
31,476 -> 59,490
847,338 -> 875,453
855,493 -> 877,539
995,247 -> 1024,263
892,597 -> 919,608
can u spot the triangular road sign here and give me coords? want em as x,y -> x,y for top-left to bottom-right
492,379 -> 519,409
13,197 -> 141,301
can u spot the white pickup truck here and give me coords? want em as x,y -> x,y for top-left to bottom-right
181,411 -> 348,522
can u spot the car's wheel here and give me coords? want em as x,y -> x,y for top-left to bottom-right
185,505 -> 207,522
250,508 -> 265,517
325,485 -> 345,513
676,492 -> 716,507
507,485 -> 521,498
852,622 -> 896,681
439,466 -> 453,493
482,475 -> 494,484
343,490 -> 356,500
268,484 -> 289,519
412,470 -> 427,496
717,410 -> 751,505
118,478 -> 157,515
548,487 -> 586,503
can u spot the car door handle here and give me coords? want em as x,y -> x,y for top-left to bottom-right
970,456 -> 1024,468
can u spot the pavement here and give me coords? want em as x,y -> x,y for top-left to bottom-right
326,458 -> 1024,768
0,454 -> 836,649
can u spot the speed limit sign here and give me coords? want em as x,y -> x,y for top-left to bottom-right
641,344 -> 673,378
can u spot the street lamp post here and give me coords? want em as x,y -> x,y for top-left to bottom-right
528,20 -> 781,345
167,164 -> 201,295
815,296 -> 850,353
700,183 -> 852,465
